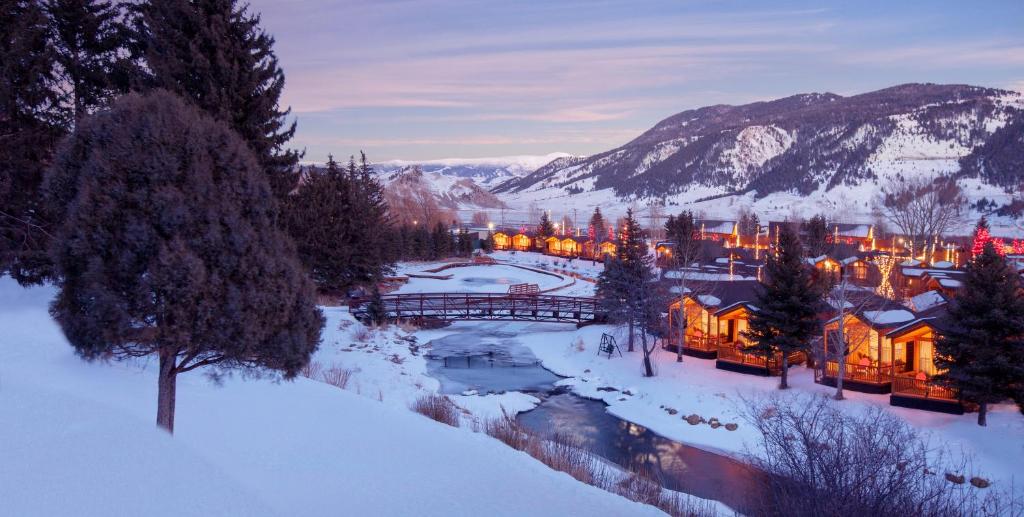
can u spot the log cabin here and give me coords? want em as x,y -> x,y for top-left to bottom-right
886,306 -> 962,414
492,231 -> 511,251
511,231 -> 534,251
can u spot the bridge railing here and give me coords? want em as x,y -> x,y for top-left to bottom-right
352,292 -> 602,323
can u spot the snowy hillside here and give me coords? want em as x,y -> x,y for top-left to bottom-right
0,277 -> 662,517
491,84 -> 1024,235
378,152 -> 572,190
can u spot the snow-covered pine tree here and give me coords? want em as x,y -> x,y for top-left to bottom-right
366,286 -> 387,327
803,214 -> 832,258
596,208 -> 653,354
934,239 -> 1024,426
744,223 -> 823,389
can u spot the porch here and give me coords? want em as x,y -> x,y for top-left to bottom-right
815,360 -> 893,394
715,342 -> 805,376
890,375 -> 963,414
663,334 -> 719,359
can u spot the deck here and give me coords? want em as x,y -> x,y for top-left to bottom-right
815,361 -> 894,394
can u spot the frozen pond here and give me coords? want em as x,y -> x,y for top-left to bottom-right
517,392 -> 761,512
424,329 -> 562,394
397,265 -> 566,294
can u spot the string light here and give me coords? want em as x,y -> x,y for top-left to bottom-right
876,255 -> 896,299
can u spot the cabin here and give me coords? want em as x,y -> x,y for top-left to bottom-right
584,240 -> 616,259
807,255 -> 841,284
696,220 -> 739,247
893,262 -> 965,300
492,231 -> 511,251
816,298 -> 915,394
511,231 -> 534,251
886,308 -> 962,414
838,254 -> 880,287
559,236 -> 583,257
829,223 -> 874,250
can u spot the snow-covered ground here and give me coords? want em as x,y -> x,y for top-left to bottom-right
395,263 -> 569,294
0,277 -> 666,517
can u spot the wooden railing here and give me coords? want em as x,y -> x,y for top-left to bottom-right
685,335 -> 720,352
351,292 -> 602,324
718,343 -> 804,374
823,361 -> 893,384
892,376 -> 958,401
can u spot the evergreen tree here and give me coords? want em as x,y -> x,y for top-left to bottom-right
365,286 -> 387,327
45,91 -> 323,433
596,208 -> 650,353
590,207 -> 607,243
131,0 -> 300,198
412,224 -> 431,260
283,154 -> 392,295
803,214 -> 832,257
431,222 -> 450,259
45,0 -> 129,122
538,211 -> 556,238
934,239 -> 1024,426
0,0 -> 65,285
744,223 -> 822,389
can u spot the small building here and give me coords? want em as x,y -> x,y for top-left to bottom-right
886,307 -> 962,414
492,231 -> 511,250
829,223 -> 875,250
696,219 -> 739,247
511,231 -> 534,251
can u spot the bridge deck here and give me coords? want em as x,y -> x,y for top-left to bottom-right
352,292 -> 602,324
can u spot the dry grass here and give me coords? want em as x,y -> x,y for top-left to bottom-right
300,360 -> 323,380
322,365 -> 353,389
352,326 -> 373,342
397,319 -> 419,333
483,411 -> 717,517
411,394 -> 460,427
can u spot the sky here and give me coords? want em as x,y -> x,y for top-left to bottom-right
247,0 -> 1024,162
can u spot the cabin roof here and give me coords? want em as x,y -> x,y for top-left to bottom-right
696,220 -> 737,235
829,223 -> 872,238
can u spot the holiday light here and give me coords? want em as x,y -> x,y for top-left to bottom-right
875,255 -> 896,299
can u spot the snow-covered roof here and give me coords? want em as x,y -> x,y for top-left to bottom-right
863,309 -> 916,325
910,290 -> 946,312
697,220 -> 736,235
831,224 -> 872,238
938,278 -> 963,288
931,261 -> 954,269
697,294 -> 722,306
901,259 -> 923,267
839,256 -> 861,265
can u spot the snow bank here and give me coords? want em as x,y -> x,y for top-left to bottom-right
0,278 -> 662,517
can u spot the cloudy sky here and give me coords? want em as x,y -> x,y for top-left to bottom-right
247,0 -> 1024,162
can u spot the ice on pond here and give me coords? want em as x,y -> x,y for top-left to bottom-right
425,329 -> 562,395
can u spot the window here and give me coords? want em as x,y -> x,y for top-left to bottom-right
919,341 -> 936,375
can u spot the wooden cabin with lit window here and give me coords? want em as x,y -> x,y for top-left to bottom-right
510,231 -> 535,251
696,220 -> 739,247
886,308 -> 962,414
829,223 -> 875,250
816,296 -> 915,394
582,240 -> 616,260
492,231 -> 511,251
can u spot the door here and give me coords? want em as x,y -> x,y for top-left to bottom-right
727,319 -> 736,343
904,341 -> 915,371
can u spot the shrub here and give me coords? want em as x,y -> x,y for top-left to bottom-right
411,394 -> 460,427
741,393 -> 1021,517
300,360 -> 323,380
322,365 -> 353,389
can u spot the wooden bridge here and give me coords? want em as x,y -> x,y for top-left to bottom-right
352,292 -> 604,325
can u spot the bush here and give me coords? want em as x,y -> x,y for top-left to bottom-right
411,394 -> 460,427
741,393 -> 1021,517
300,360 -> 323,380
322,365 -> 353,389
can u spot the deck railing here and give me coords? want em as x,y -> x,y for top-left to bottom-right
822,361 -> 893,384
685,335 -> 720,353
892,376 -> 958,401
352,292 -> 601,324
718,343 -> 804,374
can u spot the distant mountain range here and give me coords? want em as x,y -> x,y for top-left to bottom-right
491,84 -> 1024,224
376,153 -> 571,191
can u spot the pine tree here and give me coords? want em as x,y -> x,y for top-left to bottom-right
803,214 -> 832,258
365,286 -> 387,327
45,91 -> 323,433
596,208 -> 651,353
538,211 -> 556,238
45,0 -> 129,122
934,240 -> 1024,426
744,223 -> 822,388
431,222 -> 449,260
589,207 -> 607,244
131,0 -> 300,198
0,0 -> 65,285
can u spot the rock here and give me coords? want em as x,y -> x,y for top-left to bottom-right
708,417 -> 720,425
596,386 -> 618,392
665,408 -> 678,416
584,369 -> 591,374
725,423 -> 738,431
709,421 -> 721,429
622,390 -> 633,396
970,477 -> 991,489
685,414 -> 702,425
944,473 -> 965,484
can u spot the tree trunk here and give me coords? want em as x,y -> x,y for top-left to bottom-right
676,298 -> 684,363
834,351 -> 845,400
157,350 -> 177,434
641,331 -> 654,377
978,402 -> 988,427
779,354 -> 789,389
627,318 -> 635,352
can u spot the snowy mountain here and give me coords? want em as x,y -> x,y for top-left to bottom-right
492,84 -> 1024,231
377,153 -> 572,191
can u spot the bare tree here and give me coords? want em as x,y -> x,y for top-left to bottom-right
471,211 -> 490,227
665,211 -> 705,363
825,272 -> 877,400
879,176 -> 965,259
